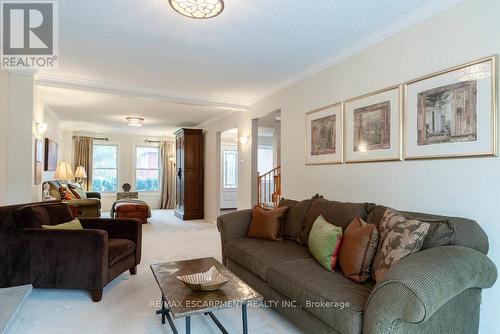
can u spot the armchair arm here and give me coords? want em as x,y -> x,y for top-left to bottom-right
86,192 -> 101,200
363,246 -> 497,334
217,209 -> 252,264
79,218 -> 142,265
23,228 -> 108,289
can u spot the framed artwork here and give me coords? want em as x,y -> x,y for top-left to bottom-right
344,86 -> 402,163
35,139 -> 43,162
404,56 -> 497,159
44,138 -> 58,171
305,102 -> 343,165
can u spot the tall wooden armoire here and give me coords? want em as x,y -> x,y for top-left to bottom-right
174,128 -> 204,220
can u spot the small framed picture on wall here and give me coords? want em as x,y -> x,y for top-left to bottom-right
344,86 -> 402,163
305,102 -> 343,165
404,56 -> 497,159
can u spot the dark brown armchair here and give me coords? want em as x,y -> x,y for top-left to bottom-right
0,201 -> 142,302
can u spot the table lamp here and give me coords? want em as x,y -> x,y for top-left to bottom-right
54,161 -> 74,181
75,166 -> 87,186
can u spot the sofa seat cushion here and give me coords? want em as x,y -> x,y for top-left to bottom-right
108,239 -> 136,267
268,258 -> 374,334
224,238 -> 312,281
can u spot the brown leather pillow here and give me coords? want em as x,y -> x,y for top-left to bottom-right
247,206 -> 289,241
338,217 -> 379,283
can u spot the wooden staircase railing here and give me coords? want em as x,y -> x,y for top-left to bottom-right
257,166 -> 281,209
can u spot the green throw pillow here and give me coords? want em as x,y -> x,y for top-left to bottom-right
42,218 -> 84,230
308,215 -> 343,271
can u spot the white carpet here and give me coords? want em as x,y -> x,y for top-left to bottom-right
7,210 -> 302,334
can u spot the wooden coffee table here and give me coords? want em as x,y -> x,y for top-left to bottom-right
151,257 -> 263,334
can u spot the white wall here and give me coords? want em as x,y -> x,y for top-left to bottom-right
0,71 -> 8,205
202,0 -> 500,332
68,132 -> 165,211
5,72 -> 38,204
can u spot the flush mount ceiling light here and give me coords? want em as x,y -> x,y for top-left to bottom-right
169,0 -> 224,19
126,117 -> 145,127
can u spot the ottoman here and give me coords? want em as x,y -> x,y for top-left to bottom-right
111,200 -> 151,224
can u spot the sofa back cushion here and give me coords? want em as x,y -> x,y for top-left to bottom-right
278,194 -> 321,240
13,202 -> 73,229
366,205 -> 489,255
297,198 -> 375,245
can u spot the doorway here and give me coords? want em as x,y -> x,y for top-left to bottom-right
252,110 -> 281,208
219,128 -> 239,215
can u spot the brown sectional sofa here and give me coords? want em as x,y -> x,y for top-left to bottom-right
217,198 -> 497,334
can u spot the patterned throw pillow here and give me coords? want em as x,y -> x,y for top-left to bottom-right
339,217 -> 379,283
308,215 -> 343,271
372,208 -> 430,282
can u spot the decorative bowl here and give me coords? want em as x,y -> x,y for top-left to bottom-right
177,266 -> 229,291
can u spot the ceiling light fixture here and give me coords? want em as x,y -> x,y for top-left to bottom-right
126,117 -> 145,127
169,0 -> 224,19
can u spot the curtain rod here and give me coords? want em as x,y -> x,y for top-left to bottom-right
144,139 -> 162,143
73,136 -> 109,141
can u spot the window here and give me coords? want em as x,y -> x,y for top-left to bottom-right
92,144 -> 118,192
136,146 -> 160,192
223,149 -> 238,189
257,146 -> 274,174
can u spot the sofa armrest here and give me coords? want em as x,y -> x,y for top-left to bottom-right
23,228 -> 108,289
79,218 -> 142,265
217,209 -> 252,264
86,192 -> 101,200
363,246 -> 497,334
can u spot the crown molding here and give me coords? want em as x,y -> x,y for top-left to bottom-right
35,74 -> 249,112
195,109 -> 239,129
248,0 -> 466,105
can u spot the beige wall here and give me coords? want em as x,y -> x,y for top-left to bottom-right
202,0 -> 500,331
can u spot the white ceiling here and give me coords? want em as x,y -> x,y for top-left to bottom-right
38,0 -> 463,135
39,86 -> 228,135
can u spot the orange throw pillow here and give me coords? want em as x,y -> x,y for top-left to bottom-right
338,217 -> 379,283
247,206 -> 289,241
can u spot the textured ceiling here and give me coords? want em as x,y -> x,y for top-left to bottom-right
38,0 -> 463,135
39,0 -> 463,104
39,86 -> 230,135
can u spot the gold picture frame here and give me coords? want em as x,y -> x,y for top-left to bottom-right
344,85 -> 403,163
305,102 -> 343,165
404,56 -> 497,160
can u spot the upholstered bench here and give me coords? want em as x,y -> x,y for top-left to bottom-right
111,200 -> 151,224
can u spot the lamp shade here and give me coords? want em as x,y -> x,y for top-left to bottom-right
54,161 -> 74,180
75,166 -> 87,179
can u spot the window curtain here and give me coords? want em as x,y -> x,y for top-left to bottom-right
160,140 -> 176,209
73,136 -> 93,190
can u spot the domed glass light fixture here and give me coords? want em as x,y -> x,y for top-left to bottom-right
169,0 -> 224,19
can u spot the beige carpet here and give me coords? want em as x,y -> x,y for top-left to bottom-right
7,210 -> 302,334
